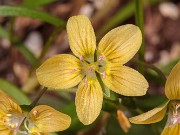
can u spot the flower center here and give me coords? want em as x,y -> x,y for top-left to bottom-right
24,110 -> 39,134
81,55 -> 106,78
166,101 -> 180,127
70,55 -> 107,85
2,112 -> 24,130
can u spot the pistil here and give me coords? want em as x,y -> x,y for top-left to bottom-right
166,102 -> 180,127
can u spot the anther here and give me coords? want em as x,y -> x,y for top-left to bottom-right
87,69 -> 93,73
172,103 -> 180,116
70,68 -> 78,73
99,55 -> 105,61
84,78 -> 88,86
79,56 -> 83,61
33,110 -> 38,116
7,114 -> 12,117
100,71 -> 106,79
175,104 -> 180,110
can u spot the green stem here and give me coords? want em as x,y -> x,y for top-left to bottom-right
38,27 -> 62,62
30,87 -> 47,109
131,59 -> 166,84
9,17 -> 15,42
134,0 -> 145,73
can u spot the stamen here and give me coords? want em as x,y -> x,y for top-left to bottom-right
175,104 -> 180,110
166,102 -> 180,127
33,110 -> 38,116
2,112 -> 24,131
173,103 -> 180,116
100,71 -> 106,79
70,68 -> 78,73
99,55 -> 105,61
18,130 -> 28,135
79,56 -> 83,61
84,78 -> 88,86
87,69 -> 93,73
24,119 -> 30,133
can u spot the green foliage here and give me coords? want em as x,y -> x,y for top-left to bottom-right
22,0 -> 57,8
0,79 -> 31,104
0,6 -> 65,27
0,26 -> 38,67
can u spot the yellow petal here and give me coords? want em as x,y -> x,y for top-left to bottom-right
0,91 -> 22,135
28,105 -> 71,133
75,77 -> 103,125
0,129 -> 13,135
30,132 -> 52,135
36,54 -> 84,89
29,133 -> 51,135
97,24 -> 142,64
103,64 -> 148,96
165,60 -> 180,99
67,15 -> 96,62
161,124 -> 180,135
0,90 -> 18,104
0,90 -> 22,116
0,124 -> 13,135
129,100 -> 169,124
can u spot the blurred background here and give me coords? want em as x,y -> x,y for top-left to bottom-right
0,0 -> 180,135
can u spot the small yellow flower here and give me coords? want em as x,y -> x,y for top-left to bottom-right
129,60 -> 180,135
0,90 -> 23,135
36,15 -> 148,125
0,90 -> 71,135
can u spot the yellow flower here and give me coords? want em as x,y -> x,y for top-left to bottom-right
129,60 -> 180,135
0,90 -> 23,135
36,15 -> 148,125
0,90 -> 71,135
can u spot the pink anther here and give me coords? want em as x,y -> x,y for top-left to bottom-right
100,71 -> 106,79
70,68 -> 78,73
99,55 -> 105,61
84,78 -> 88,85
87,69 -> 93,73
172,116 -> 180,126
79,56 -> 83,61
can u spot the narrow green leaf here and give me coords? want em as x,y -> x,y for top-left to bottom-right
160,58 -> 180,75
17,44 -> 38,67
95,72 -> 111,97
0,6 -> 65,27
135,95 -> 168,110
103,84 -> 110,97
0,79 -> 31,104
0,26 -> 38,67
97,1 -> 134,37
22,0 -> 57,8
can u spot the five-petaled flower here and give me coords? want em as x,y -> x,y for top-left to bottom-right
129,60 -> 180,135
36,15 -> 148,125
0,90 -> 71,135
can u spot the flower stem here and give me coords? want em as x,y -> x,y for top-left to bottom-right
134,0 -> 145,72
30,87 -> 47,109
131,59 -> 166,84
